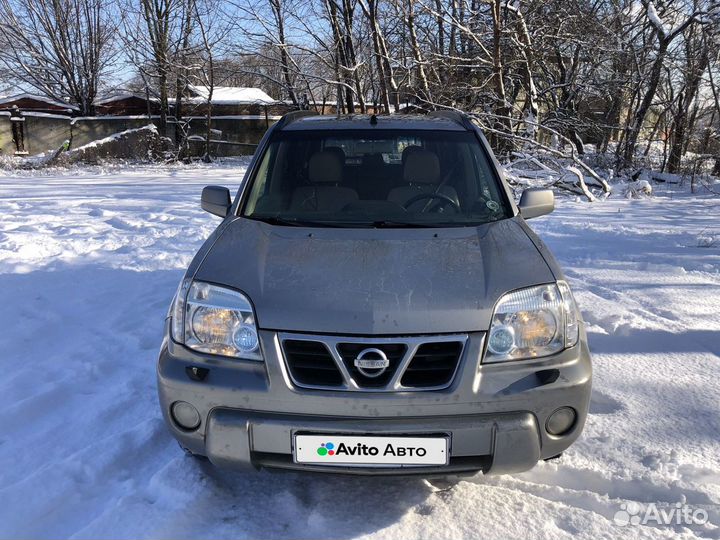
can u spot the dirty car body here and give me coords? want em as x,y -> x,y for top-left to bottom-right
157,111 -> 592,475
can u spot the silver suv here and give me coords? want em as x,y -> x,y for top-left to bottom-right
158,111 -> 592,476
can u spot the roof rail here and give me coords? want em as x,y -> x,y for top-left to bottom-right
275,109 -> 319,130
427,110 -> 475,130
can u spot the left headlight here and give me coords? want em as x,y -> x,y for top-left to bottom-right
484,281 -> 579,363
169,280 -> 262,361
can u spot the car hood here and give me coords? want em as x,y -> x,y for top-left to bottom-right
193,217 -> 555,335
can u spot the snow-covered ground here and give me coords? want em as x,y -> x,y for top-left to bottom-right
0,162 -> 718,539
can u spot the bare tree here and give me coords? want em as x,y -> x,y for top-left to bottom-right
108,0 -> 720,175
191,0 -> 232,160
0,0 -> 116,115
620,0 -> 707,165
268,0 -> 299,106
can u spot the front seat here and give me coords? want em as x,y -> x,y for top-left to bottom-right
290,150 -> 359,212
387,149 -> 459,211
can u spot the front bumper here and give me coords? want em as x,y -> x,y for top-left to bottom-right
157,326 -> 592,475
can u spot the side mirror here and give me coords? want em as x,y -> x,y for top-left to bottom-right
518,188 -> 554,219
201,185 -> 231,217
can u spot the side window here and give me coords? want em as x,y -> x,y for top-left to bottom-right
244,145 -> 273,215
451,144 -> 475,206
469,142 -> 506,210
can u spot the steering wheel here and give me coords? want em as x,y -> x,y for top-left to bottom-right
403,193 -> 461,213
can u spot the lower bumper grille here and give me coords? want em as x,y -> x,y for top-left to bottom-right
280,333 -> 467,392
252,452 -> 492,475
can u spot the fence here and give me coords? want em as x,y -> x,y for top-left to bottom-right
0,112 -> 280,157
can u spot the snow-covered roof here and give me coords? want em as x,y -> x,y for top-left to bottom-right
94,92 -> 159,105
0,93 -> 79,110
187,85 -> 276,105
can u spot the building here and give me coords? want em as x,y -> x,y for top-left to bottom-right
185,85 -> 289,116
93,86 -> 290,117
0,93 -> 78,115
93,93 -> 164,116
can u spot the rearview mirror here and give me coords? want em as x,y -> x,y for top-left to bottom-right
518,188 -> 554,219
201,185 -> 231,217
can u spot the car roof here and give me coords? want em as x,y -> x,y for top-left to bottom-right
281,113 -> 468,132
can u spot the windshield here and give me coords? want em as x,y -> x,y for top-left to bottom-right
242,129 -> 511,228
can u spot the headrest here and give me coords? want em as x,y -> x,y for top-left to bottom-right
325,146 -> 345,162
403,149 -> 440,184
308,150 -> 343,184
401,145 -> 422,165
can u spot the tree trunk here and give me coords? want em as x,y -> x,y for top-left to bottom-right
377,20 -> 400,111
326,0 -> 355,113
204,88 -> 213,163
341,0 -> 365,113
601,46 -> 629,152
667,42 -> 708,173
622,38 -> 669,165
435,0 -> 444,55
407,0 -> 430,105
449,0 -> 457,55
175,0 -> 194,151
158,68 -> 168,134
270,0 -> 298,106
490,0 -> 511,150
509,4 -> 537,140
362,0 -> 390,113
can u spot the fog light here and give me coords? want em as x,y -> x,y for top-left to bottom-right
546,407 -> 576,436
171,401 -> 201,430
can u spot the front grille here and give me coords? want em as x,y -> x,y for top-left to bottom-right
401,341 -> 464,388
283,339 -> 343,387
280,333 -> 467,392
336,343 -> 407,388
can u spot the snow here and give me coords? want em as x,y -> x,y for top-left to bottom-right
647,2 -> 669,37
624,179 -> 653,198
17,111 -> 74,120
0,164 -> 718,539
187,85 -> 276,105
72,115 -> 164,123
94,93 -> 160,106
70,124 -> 159,151
0,93 -> 79,111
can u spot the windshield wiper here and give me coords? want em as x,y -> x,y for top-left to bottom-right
370,220 -> 438,228
251,216 -> 349,228
251,216 -> 442,228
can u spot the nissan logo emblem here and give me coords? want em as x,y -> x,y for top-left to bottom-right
353,348 -> 390,378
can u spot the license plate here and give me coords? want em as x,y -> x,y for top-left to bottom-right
294,434 -> 449,466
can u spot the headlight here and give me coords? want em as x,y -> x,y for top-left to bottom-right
484,281 -> 579,363
169,280 -> 262,361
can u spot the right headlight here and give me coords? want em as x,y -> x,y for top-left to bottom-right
169,279 -> 262,361
483,281 -> 579,363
